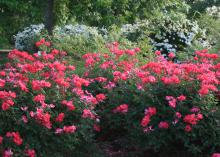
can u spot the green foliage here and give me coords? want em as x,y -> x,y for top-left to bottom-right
0,0 -> 45,48
197,14 -> 220,52
0,53 -> 8,66
49,24 -> 106,75
106,25 -> 153,60
52,24 -> 105,56
186,0 -> 220,18
68,0 -> 186,27
54,0 -> 70,25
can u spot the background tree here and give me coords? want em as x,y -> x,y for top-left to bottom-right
68,0 -> 185,27
45,0 -> 54,35
54,0 -> 70,26
0,0 -> 44,47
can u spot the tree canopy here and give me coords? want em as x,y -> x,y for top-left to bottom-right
0,0 -> 219,48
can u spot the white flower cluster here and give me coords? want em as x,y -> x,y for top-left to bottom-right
206,6 -> 220,19
53,24 -> 103,40
193,38 -> 212,49
99,27 -> 109,40
120,16 -> 206,53
120,20 -> 149,41
121,20 -> 149,36
14,24 -> 45,51
152,18 -> 205,53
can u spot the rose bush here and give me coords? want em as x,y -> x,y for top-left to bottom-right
82,42 -> 220,156
0,39 -> 220,156
0,40 -> 104,157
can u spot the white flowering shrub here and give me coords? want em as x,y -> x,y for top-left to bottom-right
120,13 -> 206,56
206,6 -> 220,19
14,24 -> 45,52
151,14 -> 206,54
120,20 -> 150,42
53,24 -> 104,40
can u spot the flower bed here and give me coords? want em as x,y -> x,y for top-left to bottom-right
0,41 -> 102,156
82,42 -> 220,156
0,39 -> 219,156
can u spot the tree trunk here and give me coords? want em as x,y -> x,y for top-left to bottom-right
45,0 -> 54,35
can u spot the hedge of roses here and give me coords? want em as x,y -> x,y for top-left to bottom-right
0,39 -> 220,156
82,42 -> 220,156
0,41 -> 104,157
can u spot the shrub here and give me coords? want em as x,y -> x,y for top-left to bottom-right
51,24 -> 154,74
2,38 -> 220,156
206,6 -> 220,19
68,0 -> 187,27
120,13 -> 206,58
106,25 -> 153,60
52,24 -> 106,57
120,20 -> 150,42
14,24 -> 46,52
185,12 -> 220,60
0,40 -> 104,157
82,43 -> 220,156
150,13 -> 205,55
13,24 -> 108,75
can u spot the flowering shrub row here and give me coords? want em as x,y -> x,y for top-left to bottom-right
0,41 -> 105,156
82,42 -> 220,156
0,39 -> 220,156
14,19 -> 205,59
